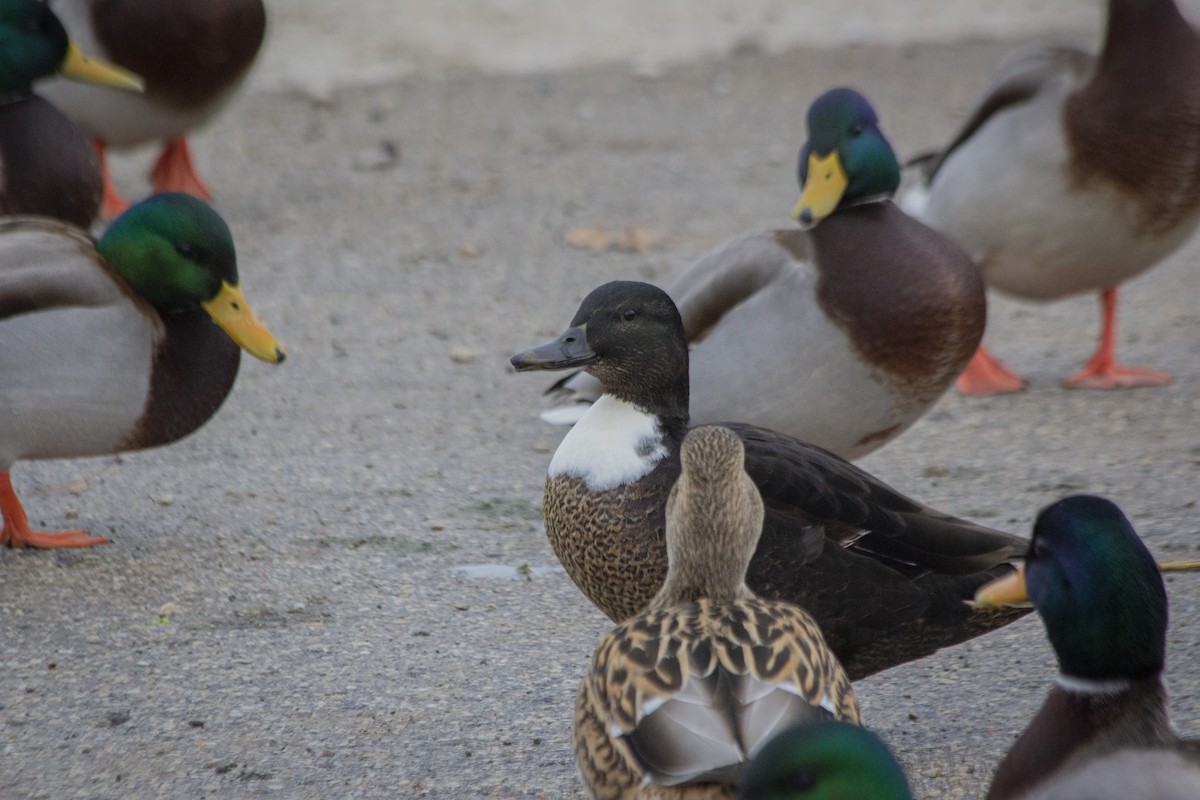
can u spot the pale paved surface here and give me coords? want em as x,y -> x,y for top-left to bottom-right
3,33 -> 1200,800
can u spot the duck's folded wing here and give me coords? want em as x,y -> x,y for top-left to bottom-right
667,230 -> 806,343
0,218 -> 135,319
915,46 -> 1095,182
725,422 -> 1026,575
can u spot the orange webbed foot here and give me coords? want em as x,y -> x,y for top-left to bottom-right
1063,363 -> 1172,390
956,346 -> 1027,396
0,472 -> 110,549
1,526 -> 111,549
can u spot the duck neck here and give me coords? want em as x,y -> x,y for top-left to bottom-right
605,371 -> 690,444
650,573 -> 752,610
987,674 -> 1173,800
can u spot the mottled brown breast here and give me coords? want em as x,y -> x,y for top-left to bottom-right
544,462 -> 678,623
1065,4 -> 1200,236
801,204 -> 985,401
0,98 -> 101,228
91,0 -> 266,110
121,309 -> 241,450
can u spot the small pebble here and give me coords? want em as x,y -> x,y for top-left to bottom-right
450,346 -> 478,364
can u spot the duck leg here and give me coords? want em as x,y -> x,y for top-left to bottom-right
91,138 -> 132,220
956,345 -> 1027,396
150,138 -> 212,201
0,472 -> 110,549
1063,287 -> 1171,389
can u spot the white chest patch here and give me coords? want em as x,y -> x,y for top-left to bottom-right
1055,673 -> 1135,696
548,395 -> 668,491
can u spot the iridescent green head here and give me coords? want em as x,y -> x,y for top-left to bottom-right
0,0 -> 142,95
1025,495 -> 1167,681
792,87 -> 900,228
738,721 -> 912,800
98,193 -> 285,364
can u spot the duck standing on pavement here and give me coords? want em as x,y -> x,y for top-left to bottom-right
904,0 -> 1200,395
540,87 -> 984,460
1,193 -> 285,549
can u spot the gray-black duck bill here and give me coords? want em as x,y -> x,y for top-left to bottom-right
510,325 -> 597,371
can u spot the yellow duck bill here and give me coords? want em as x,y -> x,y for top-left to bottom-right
202,281 -> 286,364
60,42 -> 144,92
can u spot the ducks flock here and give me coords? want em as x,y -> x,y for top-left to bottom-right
2,0 -> 1200,796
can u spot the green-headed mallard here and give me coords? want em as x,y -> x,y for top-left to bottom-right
38,0 -> 266,218
0,0 -> 142,227
575,426 -> 860,799
903,0 -> 1200,395
1,192 -> 284,549
511,279 -> 1030,681
542,88 -> 984,461
975,495 -> 1200,799
737,721 -> 913,800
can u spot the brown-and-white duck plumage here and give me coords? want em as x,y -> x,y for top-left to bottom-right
574,427 -> 860,800
903,0 -> 1200,392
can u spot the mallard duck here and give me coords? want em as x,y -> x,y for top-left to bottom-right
902,0 -> 1200,395
0,0 -> 143,227
0,192 -> 284,549
542,88 -> 984,461
37,0 -> 267,218
737,721 -> 913,800
511,279 -> 1030,681
975,495 -> 1200,800
574,426 -> 860,799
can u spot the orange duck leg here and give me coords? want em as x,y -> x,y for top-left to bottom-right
150,138 -> 212,201
1,472 -> 110,549
1064,287 -> 1172,389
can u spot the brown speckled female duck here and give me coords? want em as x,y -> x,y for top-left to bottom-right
0,193 -> 284,549
904,0 -> 1200,394
511,279 -> 1028,681
39,0 -> 266,217
539,88 -> 984,461
575,426 -> 860,800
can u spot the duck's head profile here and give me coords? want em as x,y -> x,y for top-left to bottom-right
99,192 -> 285,364
792,87 -> 899,228
510,280 -> 688,410
0,0 -> 142,95
976,495 -> 1167,682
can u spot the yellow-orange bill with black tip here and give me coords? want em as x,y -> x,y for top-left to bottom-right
60,42 -> 144,92
202,281 -> 286,364
974,563 -> 1030,608
974,558 -> 1200,608
792,151 -> 848,227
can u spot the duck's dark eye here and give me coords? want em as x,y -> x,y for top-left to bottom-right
1031,538 -> 1050,561
175,243 -> 197,259
622,308 -> 637,321
849,124 -> 864,138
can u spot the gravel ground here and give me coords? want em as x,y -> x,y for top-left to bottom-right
3,35 -> 1200,800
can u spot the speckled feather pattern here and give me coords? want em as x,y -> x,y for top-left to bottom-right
545,467 -> 677,623
543,429 -> 1028,680
575,597 -> 860,800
